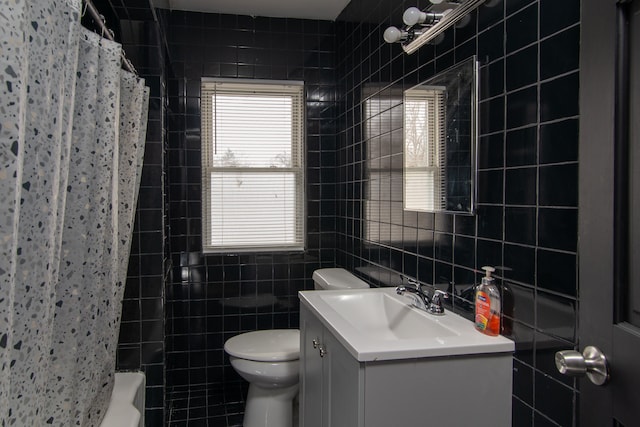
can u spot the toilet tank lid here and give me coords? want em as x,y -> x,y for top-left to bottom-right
312,268 -> 370,290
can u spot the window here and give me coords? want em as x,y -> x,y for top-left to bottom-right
201,79 -> 305,253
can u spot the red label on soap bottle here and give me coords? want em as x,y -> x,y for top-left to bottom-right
475,291 -> 490,330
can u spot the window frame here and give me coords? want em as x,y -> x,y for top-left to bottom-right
200,78 -> 306,253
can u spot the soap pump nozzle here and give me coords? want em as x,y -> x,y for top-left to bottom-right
481,266 -> 495,284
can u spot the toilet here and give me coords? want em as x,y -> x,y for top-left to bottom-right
224,268 -> 369,427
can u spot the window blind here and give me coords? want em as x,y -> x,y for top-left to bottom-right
201,80 -> 305,252
403,86 -> 447,211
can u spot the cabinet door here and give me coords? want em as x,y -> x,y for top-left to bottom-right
323,330 -> 363,427
300,306 -> 324,427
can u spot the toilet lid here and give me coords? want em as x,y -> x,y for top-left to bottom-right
224,329 -> 300,362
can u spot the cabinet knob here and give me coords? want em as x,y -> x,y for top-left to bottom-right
318,345 -> 326,357
312,338 -> 320,349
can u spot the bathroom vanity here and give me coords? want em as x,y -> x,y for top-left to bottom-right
299,288 -> 514,427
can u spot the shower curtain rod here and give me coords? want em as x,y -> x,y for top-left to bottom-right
82,0 -> 138,75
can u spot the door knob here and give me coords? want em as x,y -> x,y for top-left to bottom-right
554,345 -> 610,386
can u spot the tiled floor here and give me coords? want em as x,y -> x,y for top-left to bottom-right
166,382 -> 300,426
167,384 -> 246,426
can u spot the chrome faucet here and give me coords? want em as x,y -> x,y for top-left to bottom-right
396,282 -> 430,311
396,279 -> 448,315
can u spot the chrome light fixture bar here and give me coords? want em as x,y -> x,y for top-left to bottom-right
385,0 -> 489,55
404,0 -> 485,54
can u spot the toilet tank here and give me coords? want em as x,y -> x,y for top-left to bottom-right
312,268 -> 370,290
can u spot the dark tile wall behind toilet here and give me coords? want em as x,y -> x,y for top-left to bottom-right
334,0 -> 580,426
160,10 -> 338,424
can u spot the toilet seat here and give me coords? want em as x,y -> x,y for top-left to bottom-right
224,329 -> 300,362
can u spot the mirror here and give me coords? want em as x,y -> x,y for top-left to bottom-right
403,56 -> 478,214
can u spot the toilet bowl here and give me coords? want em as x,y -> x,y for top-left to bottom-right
224,268 -> 369,427
225,329 -> 300,427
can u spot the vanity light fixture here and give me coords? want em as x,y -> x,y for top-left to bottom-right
383,26 -> 425,44
402,7 -> 445,27
383,26 -> 409,43
384,0 -> 493,54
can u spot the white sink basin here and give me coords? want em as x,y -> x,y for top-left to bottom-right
299,287 -> 514,362
317,291 -> 458,340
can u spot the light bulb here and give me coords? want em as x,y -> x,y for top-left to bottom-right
403,7 -> 426,26
429,0 -> 445,4
383,26 -> 406,43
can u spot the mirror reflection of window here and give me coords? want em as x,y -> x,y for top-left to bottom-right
401,56 -> 477,214
404,86 -> 447,211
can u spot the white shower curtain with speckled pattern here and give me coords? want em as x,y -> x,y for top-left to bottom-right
0,1 -> 149,425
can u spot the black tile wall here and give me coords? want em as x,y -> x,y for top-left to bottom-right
115,16 -> 168,427
161,10 -> 338,424
334,1 -> 580,426
94,0 -> 583,425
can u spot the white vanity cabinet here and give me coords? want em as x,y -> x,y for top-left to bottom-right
299,297 -> 513,427
300,305 -> 362,427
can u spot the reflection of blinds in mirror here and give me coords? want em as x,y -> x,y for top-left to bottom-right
404,86 -> 446,211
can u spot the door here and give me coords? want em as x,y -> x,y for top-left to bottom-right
579,0 -> 640,425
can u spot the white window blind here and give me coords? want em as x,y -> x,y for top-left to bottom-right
201,79 -> 305,253
403,86 -> 447,211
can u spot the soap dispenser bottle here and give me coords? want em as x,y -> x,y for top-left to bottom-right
474,266 -> 501,336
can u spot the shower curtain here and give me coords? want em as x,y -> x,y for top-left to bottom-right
0,1 -> 149,425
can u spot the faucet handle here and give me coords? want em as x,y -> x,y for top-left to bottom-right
405,278 -> 427,293
405,278 -> 420,287
433,289 -> 448,298
428,290 -> 448,315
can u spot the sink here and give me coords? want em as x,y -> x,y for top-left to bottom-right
317,291 -> 457,340
299,287 -> 514,362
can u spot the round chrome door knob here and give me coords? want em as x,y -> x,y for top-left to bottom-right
555,350 -> 587,376
555,345 -> 610,386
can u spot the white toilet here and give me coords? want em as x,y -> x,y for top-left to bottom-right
224,268 -> 369,427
